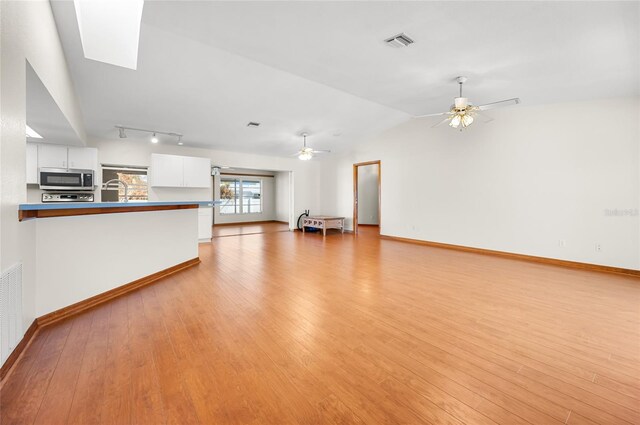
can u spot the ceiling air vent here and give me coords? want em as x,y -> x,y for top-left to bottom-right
247,122 -> 261,127
385,33 -> 414,48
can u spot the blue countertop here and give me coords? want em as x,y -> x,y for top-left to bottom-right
19,200 -> 221,211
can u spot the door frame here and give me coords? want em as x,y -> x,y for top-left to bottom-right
287,171 -> 295,231
353,160 -> 381,234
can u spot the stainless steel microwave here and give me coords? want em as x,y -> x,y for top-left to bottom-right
39,168 -> 95,191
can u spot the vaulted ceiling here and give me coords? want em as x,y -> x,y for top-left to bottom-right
51,1 -> 639,156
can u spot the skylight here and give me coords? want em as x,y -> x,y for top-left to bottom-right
73,0 -> 144,70
26,125 -> 43,139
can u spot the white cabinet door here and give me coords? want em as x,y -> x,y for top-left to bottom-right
68,147 -> 98,170
183,156 -> 211,188
26,143 -> 39,184
198,207 -> 213,241
37,144 -> 68,169
150,153 -> 184,187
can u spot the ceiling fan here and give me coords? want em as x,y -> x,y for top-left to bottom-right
294,133 -> 330,160
415,77 -> 520,130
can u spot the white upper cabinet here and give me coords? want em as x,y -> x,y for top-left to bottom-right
183,156 -> 212,188
150,153 -> 211,188
37,144 -> 68,169
26,143 -> 38,184
68,147 -> 98,170
150,154 -> 184,187
27,144 -> 99,185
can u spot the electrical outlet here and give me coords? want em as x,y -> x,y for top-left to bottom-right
595,243 -> 602,252
558,239 -> 566,247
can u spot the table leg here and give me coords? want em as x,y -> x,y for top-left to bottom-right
323,226 -> 326,237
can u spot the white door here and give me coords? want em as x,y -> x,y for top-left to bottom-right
37,144 -> 68,169
150,153 -> 184,187
26,143 -> 39,184
67,147 -> 98,170
183,156 -> 211,188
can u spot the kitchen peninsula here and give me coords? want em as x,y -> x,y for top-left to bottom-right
18,200 -> 213,220
18,200 -> 215,319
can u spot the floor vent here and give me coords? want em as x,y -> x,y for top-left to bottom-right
1,263 -> 23,365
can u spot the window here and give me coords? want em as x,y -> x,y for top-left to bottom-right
101,166 -> 148,202
220,178 -> 262,214
220,179 -> 240,214
242,180 -> 262,214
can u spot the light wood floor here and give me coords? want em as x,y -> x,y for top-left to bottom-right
212,221 -> 290,237
1,229 -> 639,424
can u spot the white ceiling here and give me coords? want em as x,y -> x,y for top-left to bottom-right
51,1 -> 639,156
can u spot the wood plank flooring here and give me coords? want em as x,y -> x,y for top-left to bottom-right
212,221 -> 289,238
1,227 -> 639,424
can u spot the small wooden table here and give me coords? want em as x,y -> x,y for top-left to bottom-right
302,216 -> 345,236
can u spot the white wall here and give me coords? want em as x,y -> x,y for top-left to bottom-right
357,164 -> 379,225
91,139 -> 320,221
275,171 -> 291,223
35,209 -> 197,316
320,97 -> 640,270
0,0 -> 87,351
214,172 -> 276,224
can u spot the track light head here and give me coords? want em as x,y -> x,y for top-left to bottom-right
115,126 -> 183,144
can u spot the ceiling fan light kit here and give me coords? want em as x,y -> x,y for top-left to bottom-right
295,133 -> 330,160
298,148 -> 313,161
415,76 -> 520,131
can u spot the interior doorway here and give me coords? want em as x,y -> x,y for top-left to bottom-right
211,167 -> 293,237
353,160 -> 381,234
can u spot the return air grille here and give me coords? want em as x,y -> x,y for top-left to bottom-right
1,263 -> 23,365
385,33 -> 414,48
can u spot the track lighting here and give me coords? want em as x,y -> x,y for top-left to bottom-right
114,126 -> 183,145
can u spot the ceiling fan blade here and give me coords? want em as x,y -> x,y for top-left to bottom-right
432,116 -> 452,128
477,98 -> 520,111
312,149 -> 331,153
475,110 -> 495,124
413,111 -> 449,118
